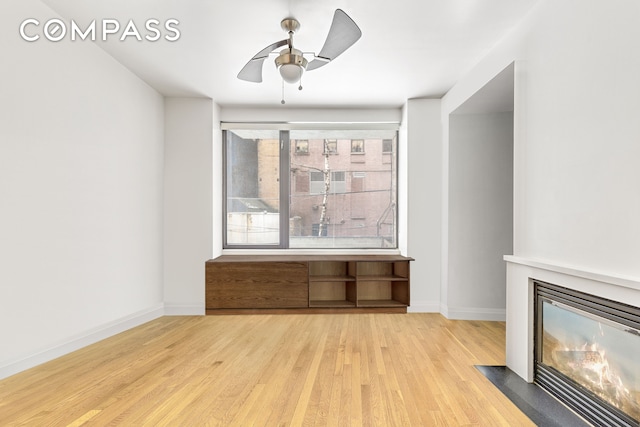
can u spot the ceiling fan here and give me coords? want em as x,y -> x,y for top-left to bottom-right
237,9 -> 362,98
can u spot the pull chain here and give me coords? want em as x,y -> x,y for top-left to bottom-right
281,78 -> 285,104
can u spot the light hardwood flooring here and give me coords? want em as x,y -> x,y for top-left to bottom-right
0,314 -> 534,426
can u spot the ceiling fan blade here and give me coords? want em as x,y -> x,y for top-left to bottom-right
238,39 -> 288,82
307,9 -> 361,71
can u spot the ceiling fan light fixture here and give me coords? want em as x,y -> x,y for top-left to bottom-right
279,63 -> 303,83
275,48 -> 308,84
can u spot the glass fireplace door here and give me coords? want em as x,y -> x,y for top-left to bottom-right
535,281 -> 640,425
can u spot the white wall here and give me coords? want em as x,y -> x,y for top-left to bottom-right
446,112 -> 513,319
445,0 -> 640,278
405,99 -> 442,312
0,0 -> 165,378
514,1 -> 640,276
164,98 -> 219,314
442,0 -> 640,379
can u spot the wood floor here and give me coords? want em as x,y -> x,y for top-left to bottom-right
0,314 -> 534,426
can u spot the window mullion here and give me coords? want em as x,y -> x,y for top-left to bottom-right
279,130 -> 290,248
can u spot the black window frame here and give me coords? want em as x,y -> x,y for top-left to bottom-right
222,126 -> 398,250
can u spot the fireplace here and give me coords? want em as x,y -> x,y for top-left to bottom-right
534,280 -> 640,426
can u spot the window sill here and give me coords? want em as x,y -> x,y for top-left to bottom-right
222,248 -> 402,256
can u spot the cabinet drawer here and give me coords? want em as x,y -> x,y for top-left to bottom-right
206,261 -> 308,309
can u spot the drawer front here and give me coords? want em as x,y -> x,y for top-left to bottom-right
206,262 -> 308,309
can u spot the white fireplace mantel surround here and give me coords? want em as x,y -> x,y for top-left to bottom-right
504,255 -> 640,383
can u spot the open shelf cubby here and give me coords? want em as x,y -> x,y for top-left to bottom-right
356,261 -> 410,307
309,261 -> 357,308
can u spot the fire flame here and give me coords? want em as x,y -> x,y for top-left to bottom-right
551,337 -> 639,420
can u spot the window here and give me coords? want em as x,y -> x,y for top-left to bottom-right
382,139 -> 393,153
223,127 -> 398,249
351,139 -> 364,153
311,223 -> 328,237
294,140 -> 309,154
224,130 -> 280,246
309,171 -> 346,194
324,139 -> 337,154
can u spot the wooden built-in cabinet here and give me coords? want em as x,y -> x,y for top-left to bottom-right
206,255 -> 413,314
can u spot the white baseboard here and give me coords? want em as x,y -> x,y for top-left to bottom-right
164,304 -> 205,316
407,300 -> 441,313
441,305 -> 506,321
0,303 -> 164,380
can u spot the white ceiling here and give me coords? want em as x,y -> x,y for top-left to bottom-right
41,0 -> 539,108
